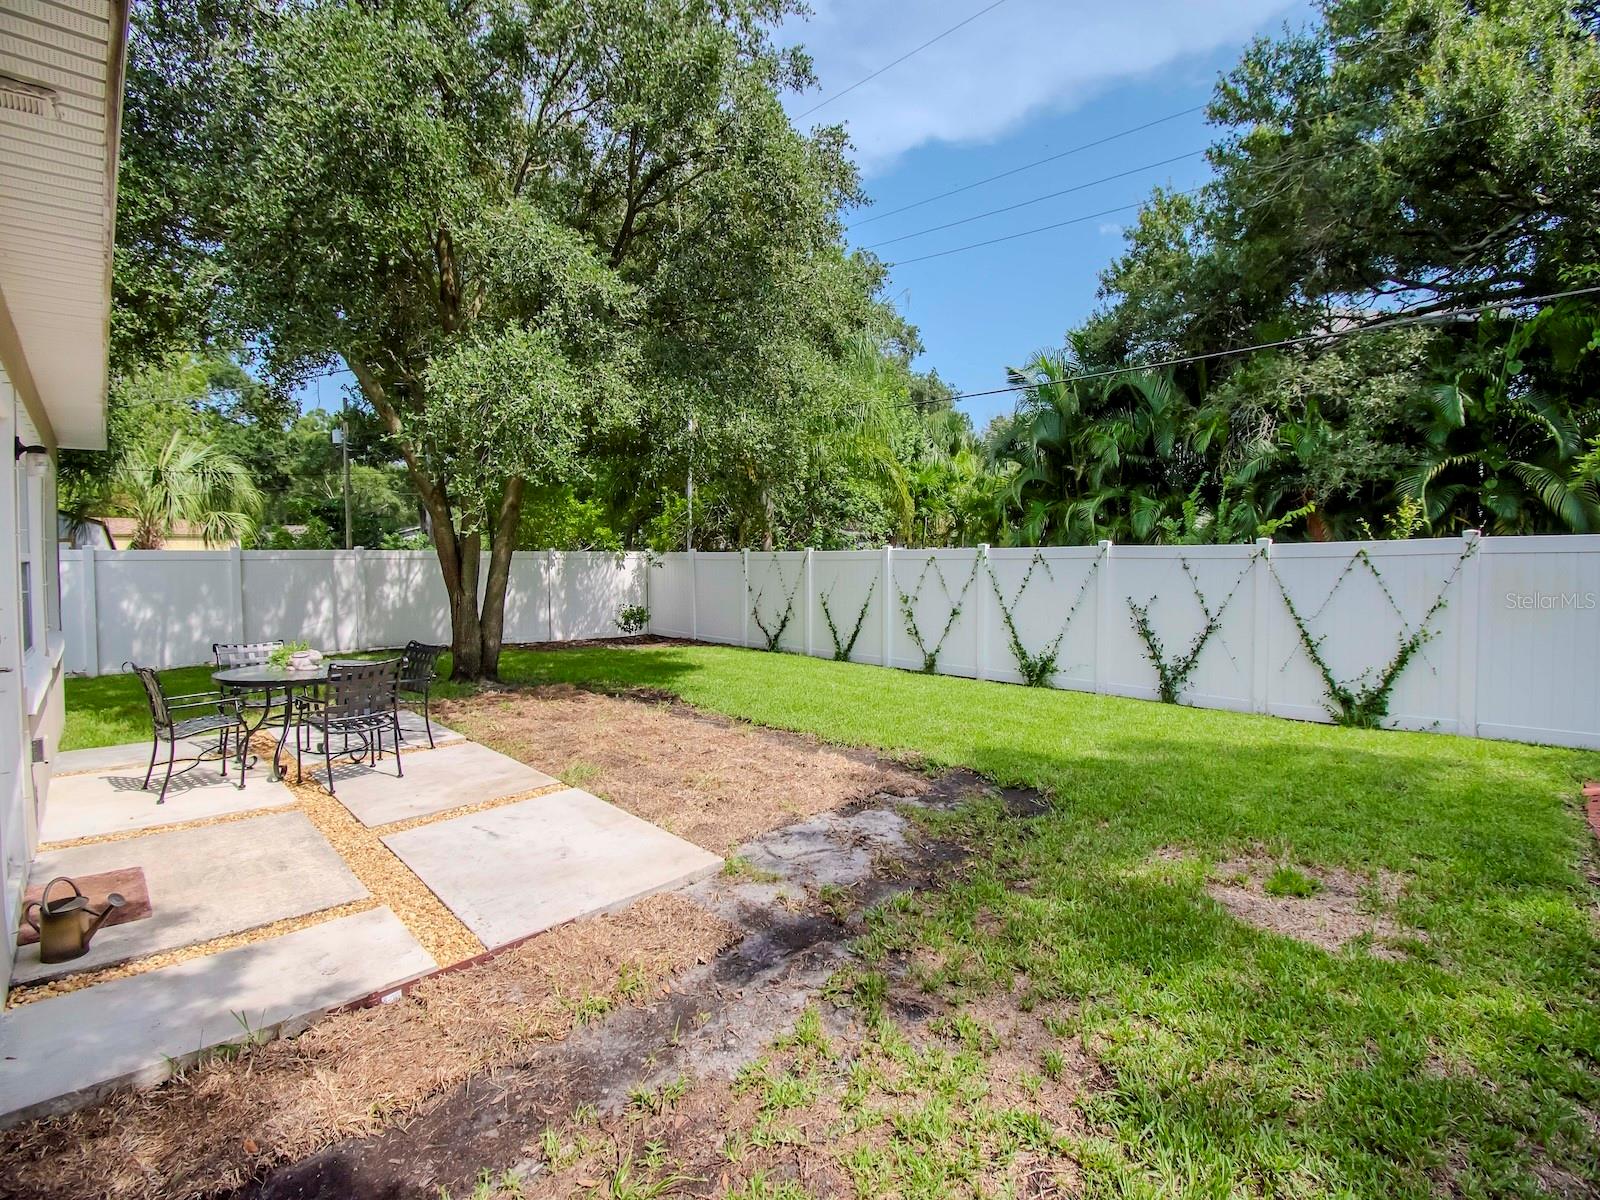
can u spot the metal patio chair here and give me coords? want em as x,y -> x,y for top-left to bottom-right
213,640 -> 284,710
397,640 -> 447,748
129,662 -> 248,804
294,658 -> 404,795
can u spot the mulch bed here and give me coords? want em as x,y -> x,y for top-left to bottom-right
436,684 -> 930,855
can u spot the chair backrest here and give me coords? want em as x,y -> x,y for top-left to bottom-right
126,662 -> 173,731
214,641 -> 283,669
399,641 -> 447,685
324,659 -> 400,719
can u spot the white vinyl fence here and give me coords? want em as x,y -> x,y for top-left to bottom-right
648,534 -> 1600,750
61,549 -> 647,675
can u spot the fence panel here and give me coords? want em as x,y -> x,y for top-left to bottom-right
642,534 -> 1600,750
1475,535 -> 1600,748
809,551 -> 884,665
61,537 -> 1600,749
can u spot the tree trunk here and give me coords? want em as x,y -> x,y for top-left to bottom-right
351,360 -> 527,682
477,478 -> 525,680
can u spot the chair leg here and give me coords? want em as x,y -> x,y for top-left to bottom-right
142,735 -> 159,790
295,720 -> 305,785
220,726 -> 230,779
156,738 -> 176,804
423,688 -> 435,749
393,712 -> 405,778
323,732 -> 335,796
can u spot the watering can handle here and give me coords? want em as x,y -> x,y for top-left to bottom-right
22,900 -> 41,935
40,877 -> 83,909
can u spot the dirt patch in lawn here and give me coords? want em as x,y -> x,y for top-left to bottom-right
1205,853 -> 1411,958
237,774 -> 1059,1200
514,985 -> 1091,1200
435,685 -> 929,854
0,893 -> 736,1200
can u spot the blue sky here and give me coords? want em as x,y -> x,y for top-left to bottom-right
784,0 -> 1314,427
301,0 -> 1314,427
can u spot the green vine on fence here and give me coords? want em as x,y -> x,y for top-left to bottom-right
986,550 -> 1100,686
747,555 -> 804,652
898,554 -> 980,673
1128,555 -> 1254,704
819,576 -> 876,662
1271,541 -> 1477,727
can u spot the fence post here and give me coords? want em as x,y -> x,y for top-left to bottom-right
1093,540 -> 1114,694
542,549 -> 555,642
689,549 -> 699,641
640,552 -> 652,634
348,548 -> 368,652
1456,529 -> 1483,738
974,544 -> 990,680
228,545 -> 245,643
1252,538 -> 1273,714
79,549 -> 100,676
880,544 -> 894,668
741,549 -> 751,648
803,548 -> 815,657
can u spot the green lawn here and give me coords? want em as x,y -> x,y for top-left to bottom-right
65,645 -> 1600,1196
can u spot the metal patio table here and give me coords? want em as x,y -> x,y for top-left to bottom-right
212,663 -> 329,781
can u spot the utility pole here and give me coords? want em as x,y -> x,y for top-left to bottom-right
331,416 -> 352,550
685,414 -> 696,552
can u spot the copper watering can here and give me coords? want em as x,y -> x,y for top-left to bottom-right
23,877 -> 125,964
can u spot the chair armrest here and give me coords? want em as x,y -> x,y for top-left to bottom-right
167,689 -> 222,705
167,695 -> 230,713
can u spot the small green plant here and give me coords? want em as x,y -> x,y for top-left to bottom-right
987,550 -> 1099,687
748,556 -> 803,652
1041,1047 -> 1066,1081
1128,555 -> 1253,704
1272,542 -> 1475,728
898,554 -> 980,673
560,760 -> 600,786
819,576 -> 876,662
615,604 -> 651,636
1264,865 -> 1322,898
267,640 -> 310,668
722,855 -> 781,884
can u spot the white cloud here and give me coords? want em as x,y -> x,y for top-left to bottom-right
780,0 -> 1299,175
1097,222 -> 1124,236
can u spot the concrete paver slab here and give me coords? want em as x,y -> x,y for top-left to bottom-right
316,741 -> 557,827
56,738 -> 210,776
382,787 -> 721,949
14,811 -> 367,984
40,766 -> 295,844
0,907 -> 433,1126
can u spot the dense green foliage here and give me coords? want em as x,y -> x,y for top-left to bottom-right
951,0 -> 1600,547
111,0 -> 945,677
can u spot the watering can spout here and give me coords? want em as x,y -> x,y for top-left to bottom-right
83,892 -> 126,945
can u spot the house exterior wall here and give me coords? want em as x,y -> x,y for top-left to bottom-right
0,365 -> 67,996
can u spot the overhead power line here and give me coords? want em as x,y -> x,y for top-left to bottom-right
795,0 -> 1011,120
913,284 -> 1600,408
882,110 -> 1499,268
862,150 -> 1205,250
851,104 -> 1208,228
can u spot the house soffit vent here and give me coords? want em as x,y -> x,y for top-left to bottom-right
0,74 -> 59,120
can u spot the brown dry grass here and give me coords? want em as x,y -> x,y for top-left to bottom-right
1206,854 -> 1410,957
0,892 -> 737,1200
436,685 -> 928,855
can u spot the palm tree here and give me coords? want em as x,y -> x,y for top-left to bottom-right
112,431 -> 262,548
1401,383 -> 1600,534
997,348 -> 1217,544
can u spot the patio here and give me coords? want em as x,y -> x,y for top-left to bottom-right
1,706 -> 720,1125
